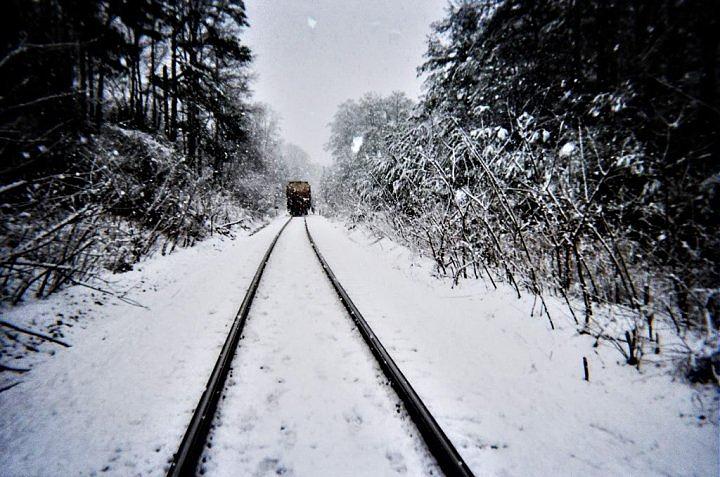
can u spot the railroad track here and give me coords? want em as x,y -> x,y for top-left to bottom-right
167,217 -> 473,477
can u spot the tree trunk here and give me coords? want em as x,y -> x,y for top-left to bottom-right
87,55 -> 95,121
186,21 -> 198,169
180,102 -> 186,154
170,31 -> 178,141
698,6 -> 718,124
96,67 -> 105,125
163,65 -> 169,136
129,59 -> 136,122
78,45 -> 87,120
213,57 -> 222,180
135,32 -> 144,127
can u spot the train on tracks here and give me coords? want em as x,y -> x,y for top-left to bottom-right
286,181 -> 312,216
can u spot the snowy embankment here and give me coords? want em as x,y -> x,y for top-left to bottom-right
0,217 -> 288,476
306,216 -> 718,477
0,213 -> 716,476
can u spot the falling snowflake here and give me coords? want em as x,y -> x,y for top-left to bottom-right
351,136 -> 364,154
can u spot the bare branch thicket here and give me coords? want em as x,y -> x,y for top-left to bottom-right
343,114 -> 717,373
0,127 -> 258,304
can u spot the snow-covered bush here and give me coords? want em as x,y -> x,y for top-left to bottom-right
0,126 -> 271,304
324,0 -> 719,381
320,92 -> 415,219
327,109 -> 717,380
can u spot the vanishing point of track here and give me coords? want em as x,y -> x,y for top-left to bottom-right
166,217 -> 474,477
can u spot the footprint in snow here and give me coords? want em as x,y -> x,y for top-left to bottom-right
385,451 -> 408,474
343,408 -> 364,428
265,391 -> 280,409
279,424 -> 297,448
254,457 -> 292,477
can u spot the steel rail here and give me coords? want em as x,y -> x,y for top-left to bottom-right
167,217 -> 292,477
304,218 -> 475,477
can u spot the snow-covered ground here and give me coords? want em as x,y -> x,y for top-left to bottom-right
306,216 -> 719,477
0,214 -> 717,476
201,219 -> 438,476
0,217 -> 289,475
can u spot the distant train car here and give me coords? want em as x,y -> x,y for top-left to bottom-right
286,181 -> 312,216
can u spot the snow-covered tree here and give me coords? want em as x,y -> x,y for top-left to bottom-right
323,92 -> 414,216
326,0 -> 719,380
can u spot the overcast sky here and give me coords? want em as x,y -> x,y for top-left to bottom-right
243,0 -> 447,165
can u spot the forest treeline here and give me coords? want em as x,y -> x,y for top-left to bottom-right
323,0 -> 719,380
0,0 -> 309,304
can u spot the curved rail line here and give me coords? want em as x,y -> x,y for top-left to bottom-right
304,218 -> 474,477
167,217 -> 291,477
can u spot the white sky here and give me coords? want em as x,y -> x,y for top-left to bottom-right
243,0 -> 447,165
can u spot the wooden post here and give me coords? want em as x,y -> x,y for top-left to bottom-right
625,330 -> 638,365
